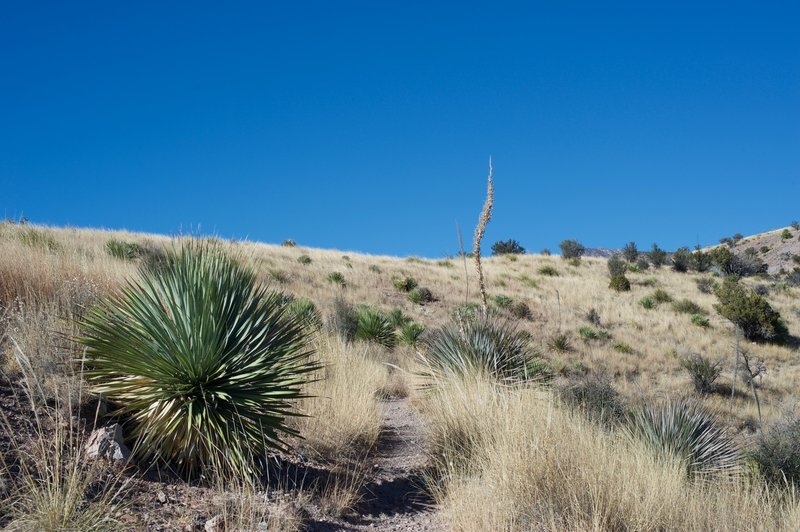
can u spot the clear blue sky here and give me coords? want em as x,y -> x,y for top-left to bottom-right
2,2 -> 798,257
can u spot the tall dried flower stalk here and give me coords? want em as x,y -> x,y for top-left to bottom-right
473,157 -> 493,316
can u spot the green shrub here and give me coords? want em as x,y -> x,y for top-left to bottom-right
297,255 -> 312,265
749,413 -> 800,486
714,277 -> 787,342
626,398 -> 740,477
607,255 -> 627,277
327,271 -> 347,287
437,260 -> 454,268
558,375 -> 627,424
579,326 -> 610,341
690,248 -> 713,272
541,248 -> 552,256
509,301 -> 533,320
652,289 -> 673,304
696,277 -> 715,294
548,333 -> 572,353
782,229 -> 793,240
392,276 -> 418,292
623,241 -> 638,263
671,246 -> 692,273
16,227 -> 60,252
287,298 -> 322,330
649,243 -> 667,268
586,308 -> 602,326
559,239 -> 585,260
269,269 -> 290,284
399,322 -> 426,347
387,308 -> 412,328
568,257 -> 582,267
78,244 -> 318,478
494,294 -> 513,308
627,263 -> 640,273
407,287 -> 434,305
106,239 -> 144,260
518,275 -> 538,288
491,239 -> 526,255
281,239 -> 297,247
419,317 -> 549,383
636,257 -> 650,270
609,274 -> 631,292
538,265 -> 559,277
680,354 -> 721,393
792,221 -> 800,231
328,297 -> 358,342
613,342 -> 634,354
639,296 -> 655,309
760,246 -> 770,254
691,314 -> 710,327
368,264 -> 381,273
355,307 -> 397,349
672,299 -> 706,315
451,302 -> 481,322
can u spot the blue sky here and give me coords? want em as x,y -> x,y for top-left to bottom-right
2,2 -> 798,257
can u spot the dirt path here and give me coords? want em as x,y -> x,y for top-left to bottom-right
309,398 -> 443,531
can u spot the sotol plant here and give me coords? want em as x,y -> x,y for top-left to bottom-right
78,244 -> 319,478
354,306 -> 397,349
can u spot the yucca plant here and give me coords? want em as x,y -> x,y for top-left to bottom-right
387,308 -> 411,328
399,322 -> 426,347
392,276 -> 417,292
105,239 -> 144,261
287,297 -> 322,331
680,354 -> 721,394
418,317 -> 549,384
328,271 -> 347,287
77,244 -> 319,479
626,398 -> 741,478
354,307 -> 397,349
548,333 -> 571,353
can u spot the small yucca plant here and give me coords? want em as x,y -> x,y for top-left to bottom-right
626,398 -> 740,478
399,322 -> 426,347
392,276 -> 417,292
354,306 -> 397,349
419,317 -> 549,384
78,244 -> 319,479
287,297 -> 322,331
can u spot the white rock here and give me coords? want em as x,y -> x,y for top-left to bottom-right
204,514 -> 225,532
84,424 -> 131,462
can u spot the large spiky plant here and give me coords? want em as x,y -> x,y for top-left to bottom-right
77,243 -> 319,479
626,398 -> 741,478
418,316 -> 550,384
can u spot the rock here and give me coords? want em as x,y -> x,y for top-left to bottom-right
84,424 -> 131,463
204,515 -> 225,532
156,490 -> 167,504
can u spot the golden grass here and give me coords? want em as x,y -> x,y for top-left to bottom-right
421,376 -> 800,531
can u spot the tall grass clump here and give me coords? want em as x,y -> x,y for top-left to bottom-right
418,317 -> 549,384
626,398 -> 740,478
77,243 -> 320,479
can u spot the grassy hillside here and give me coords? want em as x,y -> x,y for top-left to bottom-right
1,222 -> 800,530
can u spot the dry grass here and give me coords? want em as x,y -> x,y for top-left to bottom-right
421,376 -> 800,531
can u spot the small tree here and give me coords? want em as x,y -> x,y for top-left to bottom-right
649,243 -> 667,268
607,255 -> 627,277
491,239 -> 526,256
714,277 -> 788,342
690,246 -> 713,272
623,241 -> 638,263
560,239 -> 585,260
671,246 -> 692,273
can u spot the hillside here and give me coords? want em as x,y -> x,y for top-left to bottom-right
716,225 -> 800,275
1,222 -> 800,530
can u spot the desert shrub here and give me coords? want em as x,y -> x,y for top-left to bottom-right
623,241 -> 638,263
105,239 -> 143,260
354,307 -> 397,349
540,248 -> 551,256
761,246 -> 771,254
387,308 -> 411,328
297,255 -> 312,265
607,255 -> 626,277
690,248 -> 713,272
327,271 -> 347,287
754,284 -> 770,297
649,243 -> 667,268
733,233 -> 744,243
16,227 -> 60,252
493,294 -> 513,308
627,263 -> 640,273
671,246 -> 692,272
392,276 -> 417,292
639,296 -> 655,309
491,239 -> 526,255
328,297 -> 359,342
691,314 -> 710,327
579,326 -> 610,341
712,247 -> 767,276
269,269 -> 290,284
518,274 -> 537,288
635,256 -> 650,270
749,413 -> 800,486
672,298 -> 706,315
568,257 -> 582,267
368,264 -> 381,273
548,333 -> 571,353
696,277 -> 715,294
437,260 -> 453,267
586,308 -> 601,326
558,375 -> 627,424
538,265 -> 559,277
407,287 -> 434,305
792,220 -> 800,231
613,342 -> 634,354
652,289 -> 673,304
451,302 -> 481,322
782,229 -> 793,240
287,297 -> 322,330
720,236 -> 733,247
78,244 -> 319,478
281,239 -> 297,247
714,277 -> 787,342
399,322 -> 426,347
559,239 -> 585,260
681,354 -> 721,393
419,317 -> 549,383
787,268 -> 800,287
609,274 -> 631,292
509,301 -> 532,320
626,398 -> 740,477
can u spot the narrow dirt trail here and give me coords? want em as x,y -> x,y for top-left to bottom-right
310,398 -> 444,531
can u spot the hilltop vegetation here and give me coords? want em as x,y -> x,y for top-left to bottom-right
1,221 -> 800,530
